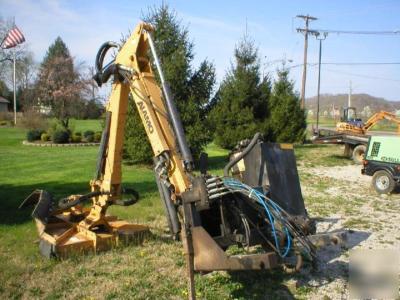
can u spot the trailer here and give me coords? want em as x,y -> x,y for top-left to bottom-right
311,128 -> 369,164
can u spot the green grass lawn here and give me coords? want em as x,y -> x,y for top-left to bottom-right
69,118 -> 103,132
0,120 -> 353,299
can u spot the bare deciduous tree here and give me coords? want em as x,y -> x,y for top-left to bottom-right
1,15 -> 36,113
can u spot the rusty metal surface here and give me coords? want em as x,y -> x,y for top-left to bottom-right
306,230 -> 348,249
192,226 -> 278,271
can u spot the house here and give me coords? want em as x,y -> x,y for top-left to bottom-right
0,96 -> 10,112
329,107 -> 340,118
360,106 -> 372,118
33,98 -> 52,115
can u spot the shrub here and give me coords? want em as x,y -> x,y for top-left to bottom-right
85,134 -> 94,143
0,112 -> 13,122
27,129 -> 44,142
74,131 -> 82,136
52,130 -> 70,144
46,119 -> 67,137
94,131 -> 102,143
83,130 -> 94,138
71,134 -> 82,143
83,130 -> 94,143
0,120 -> 8,126
41,133 -> 50,142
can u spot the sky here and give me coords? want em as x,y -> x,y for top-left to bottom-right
1,0 -> 400,101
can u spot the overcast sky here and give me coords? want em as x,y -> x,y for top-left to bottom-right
1,0 -> 400,101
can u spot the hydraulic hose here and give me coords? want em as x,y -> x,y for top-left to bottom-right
153,157 -> 181,236
93,41 -> 118,87
114,188 -> 139,206
223,132 -> 261,177
95,41 -> 118,73
58,191 -> 104,209
95,111 -> 111,180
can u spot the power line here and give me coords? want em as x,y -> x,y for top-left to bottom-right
306,29 -> 400,35
286,62 -> 400,68
292,24 -> 400,102
322,68 -> 400,82
320,62 -> 400,65
285,63 -> 400,82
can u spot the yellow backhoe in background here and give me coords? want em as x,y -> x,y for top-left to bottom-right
20,22 -> 346,299
336,107 -> 400,135
313,107 -> 400,164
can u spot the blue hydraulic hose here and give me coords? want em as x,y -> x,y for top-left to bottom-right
254,189 -> 292,257
223,178 -> 292,257
255,192 -> 281,255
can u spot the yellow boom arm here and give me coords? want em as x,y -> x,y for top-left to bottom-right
336,110 -> 400,135
90,23 -> 197,297
91,23 -> 190,203
362,111 -> 400,133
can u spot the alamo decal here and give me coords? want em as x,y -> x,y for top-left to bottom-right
138,101 -> 154,134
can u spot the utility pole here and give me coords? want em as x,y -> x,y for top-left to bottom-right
348,80 -> 352,107
296,14 -> 318,109
315,32 -> 327,130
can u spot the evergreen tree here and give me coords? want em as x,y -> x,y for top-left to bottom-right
42,37 -> 71,64
211,36 -> 271,149
123,5 -> 216,163
267,67 -> 306,143
123,96 -> 153,163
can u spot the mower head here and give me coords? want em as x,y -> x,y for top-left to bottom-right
20,189 -> 148,258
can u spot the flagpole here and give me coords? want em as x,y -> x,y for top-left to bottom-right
11,16 -> 17,125
13,50 -> 16,125
2,18 -> 25,125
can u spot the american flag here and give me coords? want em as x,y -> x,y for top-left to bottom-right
1,26 -> 25,49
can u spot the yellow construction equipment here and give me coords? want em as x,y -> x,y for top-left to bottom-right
336,107 -> 400,135
20,22 -> 346,299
